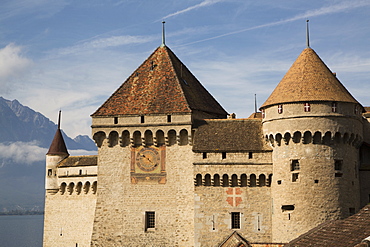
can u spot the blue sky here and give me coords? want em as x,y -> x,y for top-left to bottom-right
1,0 -> 370,138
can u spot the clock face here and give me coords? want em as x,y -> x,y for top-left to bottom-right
136,147 -> 160,172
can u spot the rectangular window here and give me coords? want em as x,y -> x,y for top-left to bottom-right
278,104 -> 283,114
114,117 -> 118,124
291,160 -> 300,171
167,115 -> 171,123
335,160 -> 343,170
202,152 -> 207,159
222,152 -> 226,159
292,173 -> 299,182
249,152 -> 253,159
141,116 -> 145,123
231,212 -> 240,229
332,102 -> 337,113
48,169 -> 52,176
145,211 -> 155,231
304,103 -> 311,112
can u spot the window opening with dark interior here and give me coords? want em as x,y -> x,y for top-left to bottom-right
202,152 -> 207,159
335,160 -> 343,170
291,160 -> 300,171
249,152 -> 253,159
292,173 -> 299,182
231,212 -> 241,229
141,116 -> 145,123
145,211 -> 155,231
114,117 -> 118,124
167,115 -> 171,123
222,152 -> 226,159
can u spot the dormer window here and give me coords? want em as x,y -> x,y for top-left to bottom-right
332,102 -> 337,113
304,103 -> 310,112
278,105 -> 283,114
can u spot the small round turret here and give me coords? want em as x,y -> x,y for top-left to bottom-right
45,111 -> 69,194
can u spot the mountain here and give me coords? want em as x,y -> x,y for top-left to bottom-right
0,97 -> 97,212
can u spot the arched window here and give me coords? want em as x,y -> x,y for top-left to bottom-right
60,182 -> 67,195
343,133 -> 349,144
222,174 -> 229,187
275,133 -> 282,146
121,130 -> 130,147
231,174 -> 238,187
293,131 -> 302,144
93,131 -> 106,148
303,131 -> 312,144
284,132 -> 291,145
76,182 -> 82,195
249,174 -> 256,187
259,174 -> 266,187
156,130 -> 165,146
108,131 -> 119,147
67,182 -> 75,195
144,130 -> 153,146
313,131 -> 322,144
92,181 -> 97,194
133,131 -> 142,146
179,129 -> 188,146
213,174 -> 220,186
240,174 -> 247,187
83,181 -> 90,194
195,174 -> 202,186
204,174 -> 211,186
168,130 -> 176,146
269,134 -> 275,146
334,132 -> 341,144
323,132 -> 332,145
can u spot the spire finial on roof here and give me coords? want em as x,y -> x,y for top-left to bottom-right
58,110 -> 61,129
254,94 -> 257,113
306,20 -> 310,48
161,21 -> 166,47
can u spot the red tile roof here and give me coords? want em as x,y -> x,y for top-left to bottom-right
92,46 -> 227,117
285,205 -> 370,247
261,48 -> 360,109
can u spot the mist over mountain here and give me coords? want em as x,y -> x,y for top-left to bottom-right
0,97 -> 97,212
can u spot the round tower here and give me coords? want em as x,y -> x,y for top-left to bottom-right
260,48 -> 363,243
45,111 -> 69,194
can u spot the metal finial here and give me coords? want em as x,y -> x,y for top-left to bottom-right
161,21 -> 166,47
306,20 -> 310,48
254,94 -> 257,113
58,110 -> 61,129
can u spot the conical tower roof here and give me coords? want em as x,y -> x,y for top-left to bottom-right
261,48 -> 360,109
92,46 -> 227,117
47,111 -> 69,155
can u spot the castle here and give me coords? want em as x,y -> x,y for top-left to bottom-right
43,33 -> 370,247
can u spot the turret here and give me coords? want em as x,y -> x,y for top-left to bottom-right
260,47 -> 364,243
45,111 -> 69,194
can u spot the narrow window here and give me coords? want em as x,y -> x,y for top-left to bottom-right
145,212 -> 155,231
292,173 -> 299,182
332,102 -> 337,113
262,109 -> 265,118
222,152 -> 226,159
141,116 -> 145,123
335,160 -> 343,170
349,208 -> 355,216
304,103 -> 311,112
278,104 -> 283,114
291,160 -> 300,171
79,170 -> 82,175
355,105 -> 359,115
231,212 -> 241,229
202,152 -> 207,159
249,152 -> 253,159
167,115 -> 171,123
114,117 -> 118,124
48,169 -> 52,176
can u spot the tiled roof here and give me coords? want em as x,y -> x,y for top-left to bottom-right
58,155 -> 97,167
47,129 -> 69,155
285,205 -> 370,247
261,48 -> 360,109
218,231 -> 251,247
92,46 -> 227,117
193,118 -> 271,152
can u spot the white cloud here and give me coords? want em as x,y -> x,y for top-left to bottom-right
0,141 -> 47,165
162,0 -> 225,20
0,43 -> 32,86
